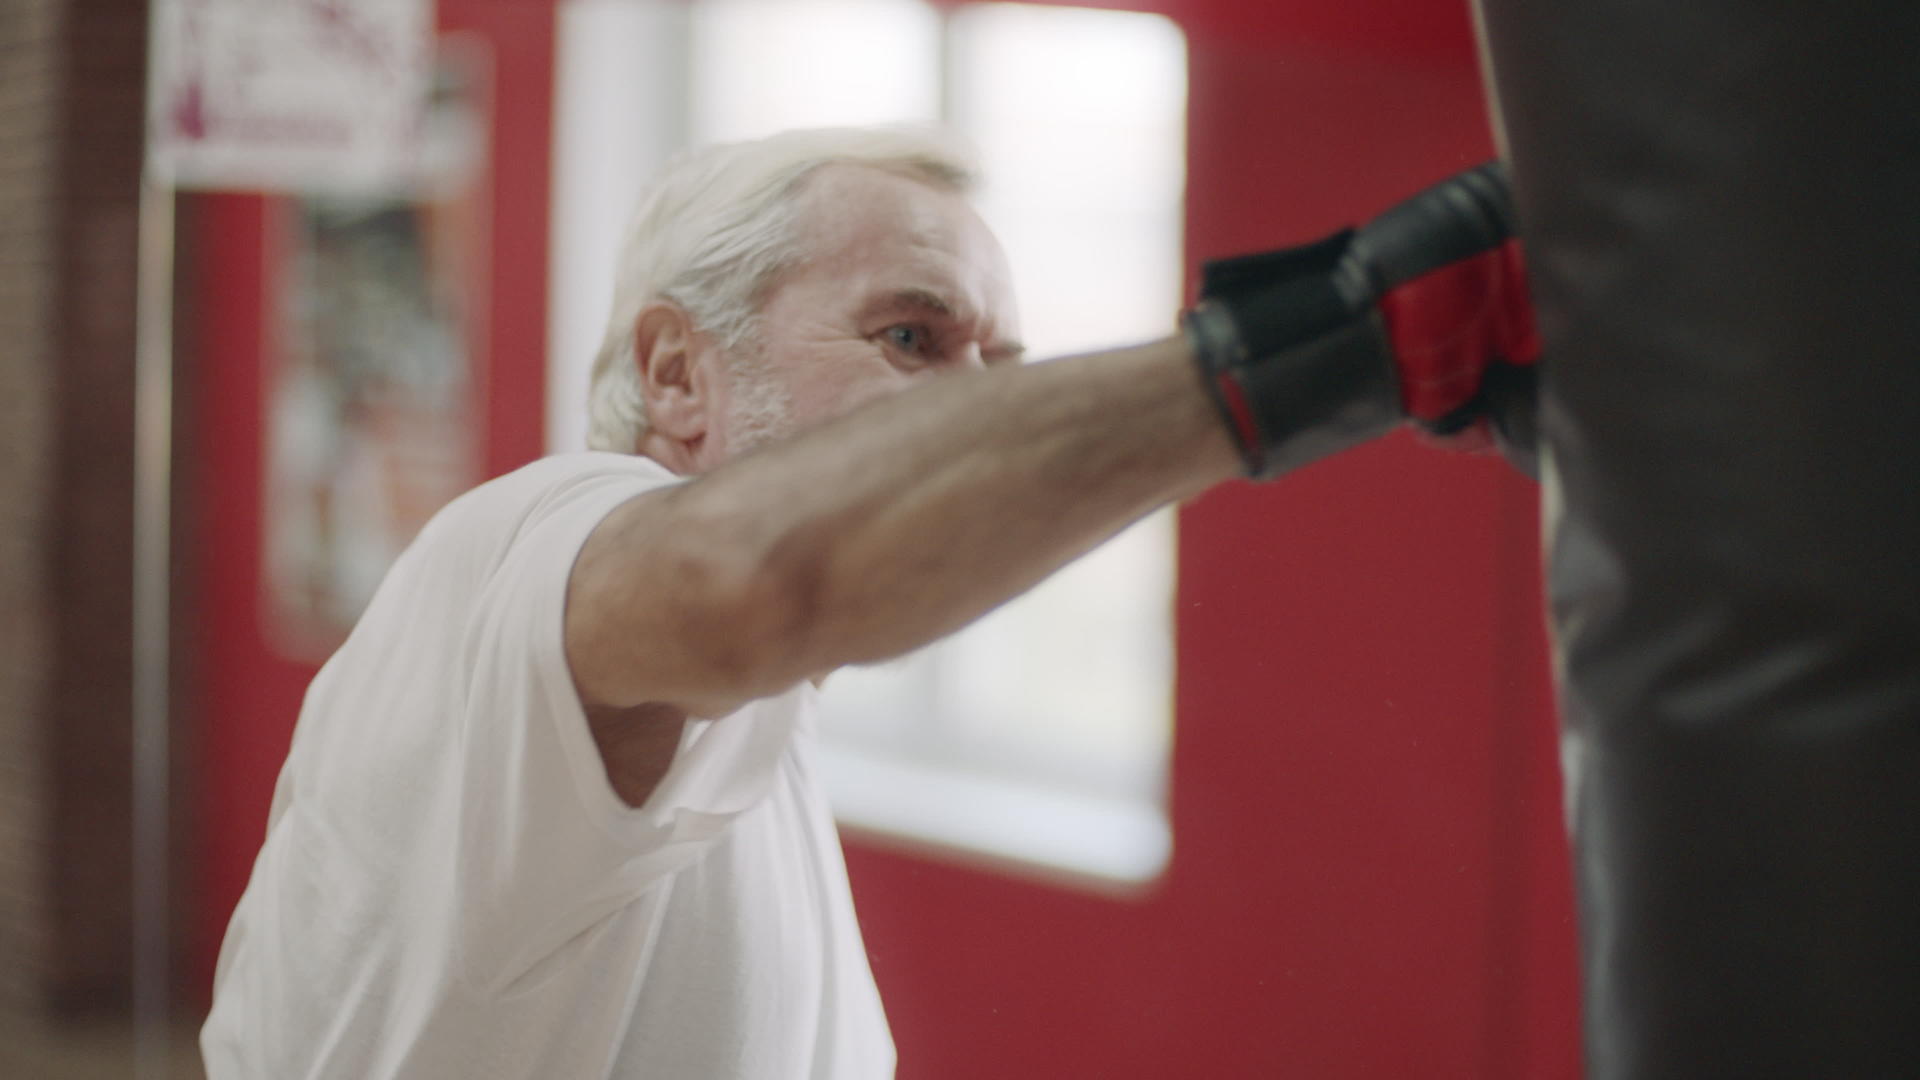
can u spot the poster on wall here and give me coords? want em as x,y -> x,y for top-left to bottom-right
260,42 -> 492,657
148,0 -> 433,193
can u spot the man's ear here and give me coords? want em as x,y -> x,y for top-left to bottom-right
632,301 -> 720,446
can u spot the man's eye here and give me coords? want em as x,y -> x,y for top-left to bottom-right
882,324 -> 932,356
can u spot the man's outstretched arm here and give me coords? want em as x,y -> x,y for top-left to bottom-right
566,335 -> 1235,717
567,161 -> 1535,718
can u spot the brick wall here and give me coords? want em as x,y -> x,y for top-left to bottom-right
45,0 -> 148,1015
0,0 -> 65,1016
0,0 -> 173,1018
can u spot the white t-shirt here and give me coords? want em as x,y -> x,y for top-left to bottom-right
201,452 -> 895,1079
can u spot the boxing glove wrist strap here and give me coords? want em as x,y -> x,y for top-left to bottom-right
1183,230 -> 1401,479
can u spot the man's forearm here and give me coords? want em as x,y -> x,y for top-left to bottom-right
738,336 -> 1236,671
569,337 -> 1239,712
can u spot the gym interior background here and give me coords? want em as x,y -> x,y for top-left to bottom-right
0,1 -> 1576,1076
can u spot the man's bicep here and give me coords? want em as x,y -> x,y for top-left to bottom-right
563,484 -> 778,717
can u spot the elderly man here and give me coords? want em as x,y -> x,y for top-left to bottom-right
201,127 -> 1531,1077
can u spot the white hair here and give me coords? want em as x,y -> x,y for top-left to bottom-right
584,126 -> 979,452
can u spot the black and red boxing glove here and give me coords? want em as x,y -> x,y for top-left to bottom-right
1183,161 -> 1540,477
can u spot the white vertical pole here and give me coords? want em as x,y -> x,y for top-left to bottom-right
134,2 -> 177,1071
131,168 -> 175,1080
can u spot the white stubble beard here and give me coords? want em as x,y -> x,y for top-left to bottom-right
720,343 -> 795,459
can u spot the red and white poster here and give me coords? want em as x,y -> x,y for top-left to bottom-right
147,0 -> 433,194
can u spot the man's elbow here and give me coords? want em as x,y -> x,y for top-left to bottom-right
656,520 -> 827,710
567,490 -> 838,712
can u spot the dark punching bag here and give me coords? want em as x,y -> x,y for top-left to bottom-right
1471,3 -> 1920,1077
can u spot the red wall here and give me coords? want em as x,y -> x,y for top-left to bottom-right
187,2 -> 1579,1076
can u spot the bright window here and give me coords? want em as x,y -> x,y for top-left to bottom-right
552,0 -> 1188,887
690,0 -> 943,140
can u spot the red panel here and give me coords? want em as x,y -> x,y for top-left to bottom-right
978,0 -> 1480,67
441,0 -> 554,475
191,193 -> 293,995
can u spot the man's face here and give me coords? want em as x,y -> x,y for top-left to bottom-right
710,164 -> 1024,459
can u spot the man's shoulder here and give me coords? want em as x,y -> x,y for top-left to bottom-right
481,451 -> 679,503
387,453 -> 679,581
439,452 -> 679,530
